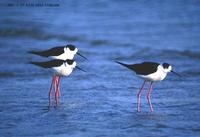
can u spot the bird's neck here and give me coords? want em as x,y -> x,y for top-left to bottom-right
64,50 -> 75,60
157,65 -> 168,80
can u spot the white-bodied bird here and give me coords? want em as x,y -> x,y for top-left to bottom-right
116,61 -> 180,112
28,44 -> 87,60
30,59 -> 85,108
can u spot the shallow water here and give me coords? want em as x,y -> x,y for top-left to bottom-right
0,0 -> 200,137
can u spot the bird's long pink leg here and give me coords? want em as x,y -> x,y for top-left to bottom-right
49,76 -> 55,109
55,76 -> 60,107
53,76 -> 58,107
137,80 -> 146,112
55,76 -> 59,94
147,82 -> 154,112
56,77 -> 61,103
57,76 -> 61,97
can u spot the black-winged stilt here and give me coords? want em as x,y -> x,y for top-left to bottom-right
116,61 -> 180,112
30,59 -> 85,108
29,45 -> 87,108
28,44 -> 87,60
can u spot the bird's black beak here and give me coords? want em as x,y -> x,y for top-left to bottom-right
77,52 -> 88,60
76,66 -> 86,72
171,70 -> 181,77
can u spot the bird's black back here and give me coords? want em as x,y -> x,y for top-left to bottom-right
116,61 -> 159,75
28,46 -> 65,57
30,59 -> 64,68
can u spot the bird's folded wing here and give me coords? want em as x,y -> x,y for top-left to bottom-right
28,46 -> 65,57
30,59 -> 64,68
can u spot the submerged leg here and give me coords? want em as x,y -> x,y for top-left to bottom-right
147,82 -> 154,112
54,76 -> 59,96
57,76 -> 61,97
55,76 -> 60,107
56,76 -> 60,106
53,76 -> 58,107
137,80 -> 146,112
48,76 -> 54,109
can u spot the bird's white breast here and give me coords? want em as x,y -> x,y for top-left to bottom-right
52,64 -> 73,76
51,52 -> 75,60
138,67 -> 167,82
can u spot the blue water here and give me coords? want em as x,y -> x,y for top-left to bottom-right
0,0 -> 200,137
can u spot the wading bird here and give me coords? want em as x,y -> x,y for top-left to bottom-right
28,44 -> 87,60
116,61 -> 180,112
29,44 -> 87,103
30,59 -> 85,108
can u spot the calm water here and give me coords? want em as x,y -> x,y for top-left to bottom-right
0,0 -> 200,137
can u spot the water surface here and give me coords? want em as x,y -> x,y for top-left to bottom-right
0,0 -> 200,137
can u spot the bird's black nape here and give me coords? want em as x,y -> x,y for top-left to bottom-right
162,63 -> 170,69
65,59 -> 74,65
67,44 -> 76,51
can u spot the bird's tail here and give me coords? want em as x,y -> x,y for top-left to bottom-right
28,51 -> 39,55
29,61 -> 48,68
27,51 -> 48,57
115,61 -> 134,70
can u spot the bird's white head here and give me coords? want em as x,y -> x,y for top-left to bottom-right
63,45 -> 78,59
65,59 -> 86,72
65,59 -> 76,69
66,45 -> 78,54
65,44 -> 87,60
161,63 -> 181,77
161,63 -> 172,73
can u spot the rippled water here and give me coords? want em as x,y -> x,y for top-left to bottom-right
0,0 -> 200,137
